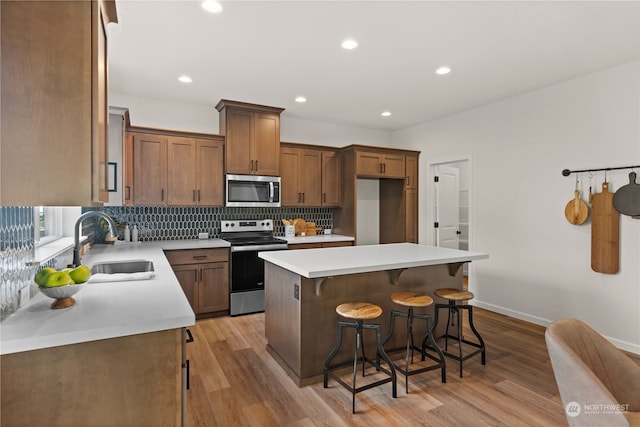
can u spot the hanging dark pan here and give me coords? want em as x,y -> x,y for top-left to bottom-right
613,171 -> 640,217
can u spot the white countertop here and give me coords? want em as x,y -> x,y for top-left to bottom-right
0,239 -> 230,355
278,234 -> 354,244
259,243 -> 489,278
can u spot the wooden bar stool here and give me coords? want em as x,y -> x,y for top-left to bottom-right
323,302 -> 397,414
429,288 -> 486,378
380,292 -> 446,393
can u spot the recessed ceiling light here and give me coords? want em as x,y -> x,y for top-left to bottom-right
178,75 -> 193,83
295,96 -> 307,103
202,0 -> 223,13
435,66 -> 451,75
341,39 -> 358,50
381,111 -> 392,117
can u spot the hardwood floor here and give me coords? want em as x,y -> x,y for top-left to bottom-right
185,309 -> 638,426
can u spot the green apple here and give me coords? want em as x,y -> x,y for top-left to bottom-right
43,271 -> 71,288
34,267 -> 56,286
69,265 -> 91,284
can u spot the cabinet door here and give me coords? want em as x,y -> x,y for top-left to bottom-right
300,149 -> 322,205
172,265 -> 198,311
322,151 -> 342,206
253,113 -> 280,176
280,147 -> 302,206
133,133 -> 167,205
355,152 -> 383,176
382,154 -> 406,178
405,154 -> 418,189
405,188 -> 418,243
199,262 -> 229,313
225,109 -> 253,174
196,140 -> 224,206
167,137 -> 197,206
0,1 -> 111,205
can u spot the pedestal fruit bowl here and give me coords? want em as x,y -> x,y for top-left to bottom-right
34,265 -> 91,309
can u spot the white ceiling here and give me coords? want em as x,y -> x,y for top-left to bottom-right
108,1 -> 640,132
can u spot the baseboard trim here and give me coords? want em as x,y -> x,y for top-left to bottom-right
472,300 -> 640,355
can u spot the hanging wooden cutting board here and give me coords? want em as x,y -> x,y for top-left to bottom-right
591,182 -> 619,274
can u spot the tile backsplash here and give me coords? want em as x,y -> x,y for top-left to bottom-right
98,206 -> 334,242
0,207 -> 36,320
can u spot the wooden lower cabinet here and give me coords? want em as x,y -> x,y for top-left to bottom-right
1,329 -> 183,426
166,249 -> 229,317
288,241 -> 353,250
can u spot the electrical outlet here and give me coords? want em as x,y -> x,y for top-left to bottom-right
19,286 -> 30,307
294,283 -> 299,300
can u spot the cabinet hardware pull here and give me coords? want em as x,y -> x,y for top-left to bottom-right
161,189 -> 164,201
323,193 -> 326,203
193,255 -> 208,260
302,193 -> 305,203
250,160 -> 254,171
383,163 -> 386,173
255,160 -> 258,171
125,186 -> 131,200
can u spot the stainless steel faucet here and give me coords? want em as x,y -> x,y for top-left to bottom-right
72,211 -> 117,267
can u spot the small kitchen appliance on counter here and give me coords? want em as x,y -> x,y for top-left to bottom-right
221,219 -> 288,316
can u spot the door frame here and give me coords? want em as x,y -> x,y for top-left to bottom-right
425,156 -> 473,250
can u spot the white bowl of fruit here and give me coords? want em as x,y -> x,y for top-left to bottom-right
34,265 -> 92,309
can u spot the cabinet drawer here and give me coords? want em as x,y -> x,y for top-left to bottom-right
165,248 -> 229,265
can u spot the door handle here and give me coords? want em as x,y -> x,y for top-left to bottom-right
255,160 -> 258,171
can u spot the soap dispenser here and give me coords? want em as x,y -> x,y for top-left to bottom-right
124,224 -> 130,242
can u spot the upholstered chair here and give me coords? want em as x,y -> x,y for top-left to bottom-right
545,319 -> 640,426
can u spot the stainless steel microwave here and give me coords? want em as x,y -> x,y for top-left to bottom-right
226,174 -> 281,207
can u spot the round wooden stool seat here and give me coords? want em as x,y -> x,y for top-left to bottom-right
434,288 -> 474,301
390,292 -> 434,308
336,302 -> 382,320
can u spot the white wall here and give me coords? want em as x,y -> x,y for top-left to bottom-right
109,93 -> 392,147
393,60 -> 640,352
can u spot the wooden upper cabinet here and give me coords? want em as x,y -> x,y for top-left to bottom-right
355,150 -> 405,178
133,133 -> 167,205
196,140 -> 224,206
405,154 -> 418,189
280,146 -> 322,206
322,150 -> 342,206
167,137 -> 197,206
216,100 -> 284,176
0,0 -> 117,206
127,129 -> 224,206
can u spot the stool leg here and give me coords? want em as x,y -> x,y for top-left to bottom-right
466,305 -> 486,365
455,306 -> 464,377
352,321 -> 361,414
324,321 -> 347,388
373,325 -> 397,399
404,308 -> 414,393
421,316 -> 447,383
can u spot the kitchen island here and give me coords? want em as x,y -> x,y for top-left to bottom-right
0,239 -> 228,427
259,243 -> 489,386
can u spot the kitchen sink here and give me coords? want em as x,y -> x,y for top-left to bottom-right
90,260 -> 155,275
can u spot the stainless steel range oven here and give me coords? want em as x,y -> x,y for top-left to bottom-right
221,219 -> 288,316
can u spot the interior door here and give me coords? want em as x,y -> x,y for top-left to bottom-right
435,165 -> 460,249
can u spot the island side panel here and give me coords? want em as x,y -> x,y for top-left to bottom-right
264,262 -> 302,375
1,329 -> 182,426
296,263 -> 463,382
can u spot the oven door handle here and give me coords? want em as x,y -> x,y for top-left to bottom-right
231,244 -> 288,253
